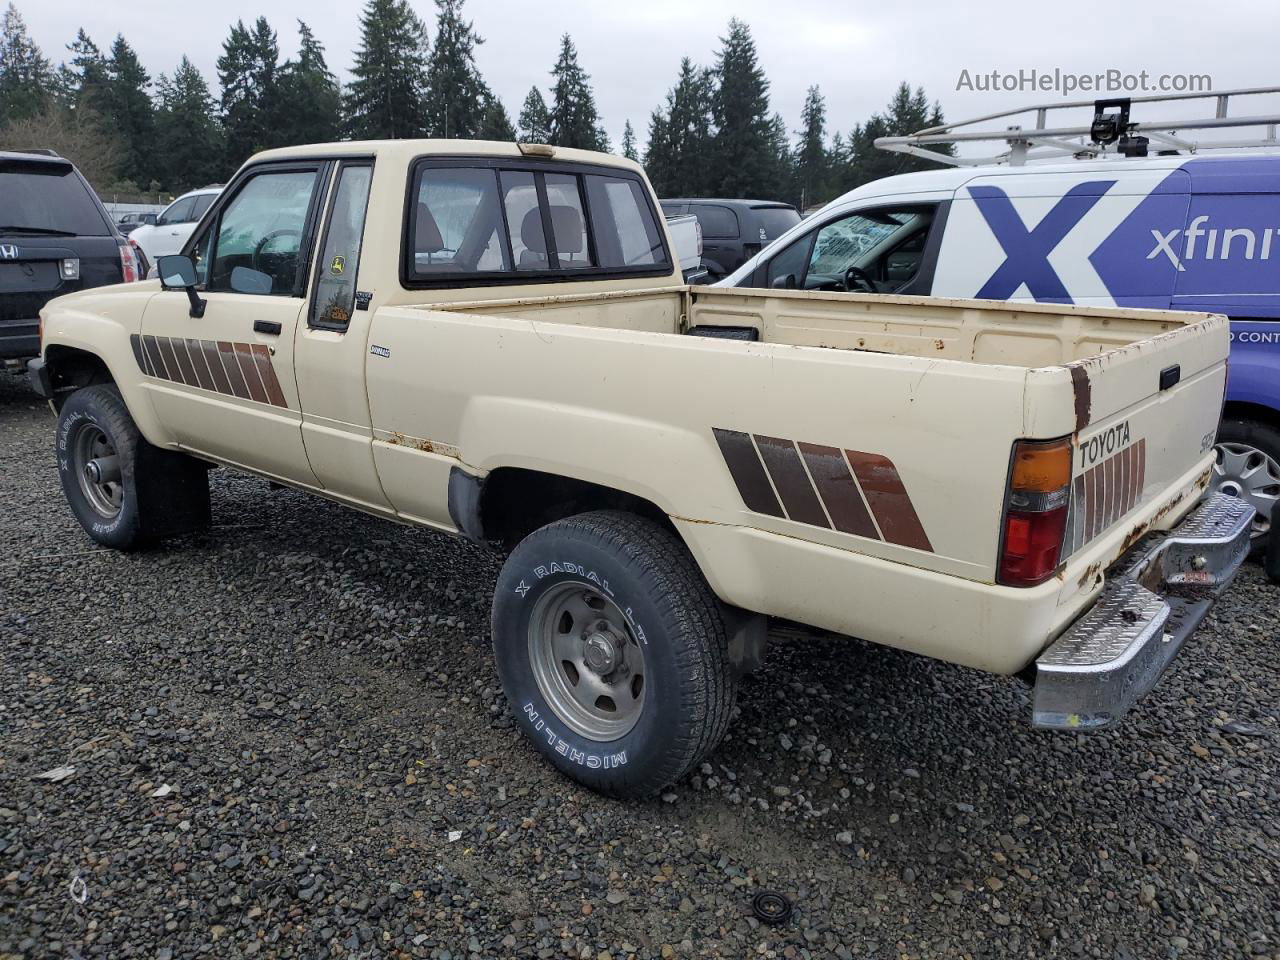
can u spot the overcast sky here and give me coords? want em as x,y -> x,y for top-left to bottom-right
23,0 -> 1280,151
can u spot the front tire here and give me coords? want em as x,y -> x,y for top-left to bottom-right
56,384 -> 210,550
1213,417 -> 1280,558
492,511 -> 735,798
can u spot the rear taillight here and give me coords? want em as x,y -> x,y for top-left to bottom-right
998,438 -> 1072,587
119,241 -> 139,283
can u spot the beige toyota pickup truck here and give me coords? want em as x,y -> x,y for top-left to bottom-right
29,140 -> 1253,798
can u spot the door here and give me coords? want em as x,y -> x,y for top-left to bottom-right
292,160 -> 393,513
138,162 -> 327,484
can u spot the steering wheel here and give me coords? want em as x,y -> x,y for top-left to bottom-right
252,229 -> 302,274
842,266 -> 877,293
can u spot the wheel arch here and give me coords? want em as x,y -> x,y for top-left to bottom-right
1222,400 -> 1280,434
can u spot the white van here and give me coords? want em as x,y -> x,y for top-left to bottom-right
722,89 -> 1280,558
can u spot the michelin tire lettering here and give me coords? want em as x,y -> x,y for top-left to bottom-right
521,703 -> 628,769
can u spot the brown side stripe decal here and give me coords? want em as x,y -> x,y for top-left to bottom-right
713,428 -> 784,518
130,334 -> 288,409
714,428 -> 934,552
846,450 -> 934,552
755,435 -> 830,528
1068,438 -> 1147,554
798,442 -> 878,538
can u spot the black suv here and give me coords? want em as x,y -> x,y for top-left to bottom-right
1,150 -> 139,363
658,198 -> 800,281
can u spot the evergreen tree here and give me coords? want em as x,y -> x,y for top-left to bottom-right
424,0 -> 491,138
546,34 -> 606,151
709,19 -> 775,198
651,57 -> 714,195
478,94 -> 515,140
620,119 -> 637,161
102,35 -> 154,184
642,107 -> 674,193
0,3 -> 52,126
842,82 -> 954,188
154,56 -> 224,190
274,21 -> 340,145
53,28 -> 106,113
517,85 -> 550,143
792,85 -> 829,209
344,0 -> 430,139
217,17 -> 280,163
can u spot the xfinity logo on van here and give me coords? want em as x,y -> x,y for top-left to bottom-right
1148,216 -> 1280,271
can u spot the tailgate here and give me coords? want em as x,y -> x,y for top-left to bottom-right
1027,314 -> 1229,559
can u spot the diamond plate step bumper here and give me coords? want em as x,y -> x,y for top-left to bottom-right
1033,493 -> 1255,730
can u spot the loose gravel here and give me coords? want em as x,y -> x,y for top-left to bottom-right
1,368 -> 1278,959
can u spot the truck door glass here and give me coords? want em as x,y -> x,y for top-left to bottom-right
207,169 -> 319,295
503,171 -> 547,271
311,164 -> 373,329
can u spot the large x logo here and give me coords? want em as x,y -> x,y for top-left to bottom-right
969,181 -> 1116,303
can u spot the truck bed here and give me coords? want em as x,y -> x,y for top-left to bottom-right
420,285 -> 1212,367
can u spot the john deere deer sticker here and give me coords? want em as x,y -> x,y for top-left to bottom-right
330,255 -> 346,275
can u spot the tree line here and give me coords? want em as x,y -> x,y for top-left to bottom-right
0,1 -> 951,207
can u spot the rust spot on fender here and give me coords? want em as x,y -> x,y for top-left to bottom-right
1068,364 -> 1092,433
1077,561 -> 1103,590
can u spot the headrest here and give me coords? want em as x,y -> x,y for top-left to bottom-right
520,205 -> 584,256
416,202 -> 444,253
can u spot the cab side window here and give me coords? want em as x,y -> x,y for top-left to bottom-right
311,164 -> 373,328
207,169 -> 320,295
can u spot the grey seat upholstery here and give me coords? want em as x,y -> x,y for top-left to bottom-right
518,205 -> 588,269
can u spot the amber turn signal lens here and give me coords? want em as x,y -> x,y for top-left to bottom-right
1010,438 -> 1072,493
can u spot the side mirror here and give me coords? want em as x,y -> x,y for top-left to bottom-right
156,254 -> 206,319
770,273 -> 797,290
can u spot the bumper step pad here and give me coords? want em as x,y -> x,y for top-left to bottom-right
1033,493 -> 1254,730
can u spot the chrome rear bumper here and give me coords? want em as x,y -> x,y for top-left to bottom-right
1033,493 -> 1254,730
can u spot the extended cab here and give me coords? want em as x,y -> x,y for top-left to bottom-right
29,140 -> 1253,798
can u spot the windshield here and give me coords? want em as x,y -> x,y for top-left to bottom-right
0,160 -> 109,236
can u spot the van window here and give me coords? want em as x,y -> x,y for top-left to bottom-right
0,158 -> 109,235
752,206 -> 801,242
802,206 -> 935,292
690,203 -> 739,239
158,196 -> 196,226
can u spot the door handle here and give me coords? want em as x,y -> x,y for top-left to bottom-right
254,320 -> 282,336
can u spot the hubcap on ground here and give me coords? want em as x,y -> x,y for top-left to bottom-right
74,424 -> 123,519
1212,442 -> 1280,541
528,583 -> 646,741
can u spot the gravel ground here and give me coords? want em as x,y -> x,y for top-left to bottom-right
2,368 -> 1278,960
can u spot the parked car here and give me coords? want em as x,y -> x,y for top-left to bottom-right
128,186 -> 220,268
0,150 -> 141,364
724,91 -> 1280,559
659,198 -> 799,281
665,213 -> 707,283
30,139 -> 1250,799
115,211 -> 157,234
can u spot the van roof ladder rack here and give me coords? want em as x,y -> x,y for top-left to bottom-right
874,86 -> 1280,167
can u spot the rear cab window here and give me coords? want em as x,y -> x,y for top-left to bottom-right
403,158 -> 671,286
0,157 -> 110,236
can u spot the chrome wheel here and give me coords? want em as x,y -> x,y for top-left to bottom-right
73,423 -> 123,519
527,582 -> 646,742
1212,441 -> 1280,541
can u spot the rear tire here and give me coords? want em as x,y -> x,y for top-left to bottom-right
1213,417 -> 1280,559
492,511 -> 735,798
57,384 -> 210,550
